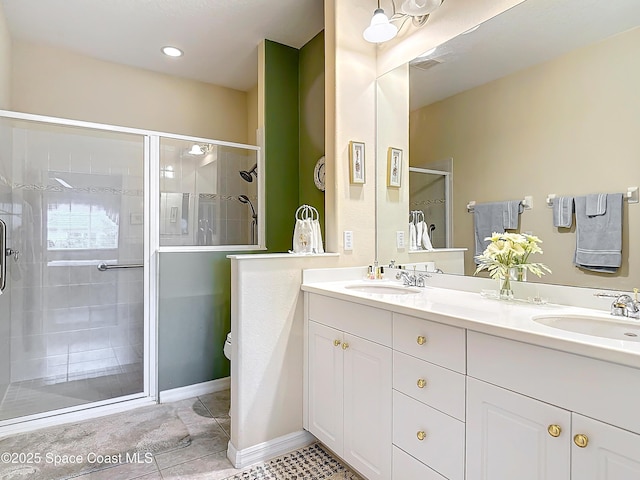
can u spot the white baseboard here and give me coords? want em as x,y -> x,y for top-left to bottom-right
227,430 -> 316,469
159,376 -> 230,403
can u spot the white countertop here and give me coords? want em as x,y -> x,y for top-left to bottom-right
301,278 -> 640,368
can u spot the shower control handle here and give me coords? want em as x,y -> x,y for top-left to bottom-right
6,248 -> 19,261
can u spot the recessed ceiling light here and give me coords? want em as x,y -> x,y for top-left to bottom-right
162,46 -> 183,57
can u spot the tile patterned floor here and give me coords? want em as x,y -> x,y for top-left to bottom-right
33,389 -> 355,480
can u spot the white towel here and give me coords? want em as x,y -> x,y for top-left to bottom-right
409,223 -> 417,250
311,219 -> 324,253
422,222 -> 434,250
416,221 -> 424,249
586,193 -> 607,216
552,196 -> 574,228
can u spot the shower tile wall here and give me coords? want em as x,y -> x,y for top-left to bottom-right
7,126 -> 144,387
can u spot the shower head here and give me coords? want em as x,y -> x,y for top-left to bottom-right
238,195 -> 257,218
239,164 -> 258,182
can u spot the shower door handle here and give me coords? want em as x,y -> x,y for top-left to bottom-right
0,219 -> 6,293
97,262 -> 144,272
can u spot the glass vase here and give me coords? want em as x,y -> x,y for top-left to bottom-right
509,266 -> 527,282
498,275 -> 514,300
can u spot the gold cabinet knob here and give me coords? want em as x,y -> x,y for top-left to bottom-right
574,434 -> 589,448
333,339 -> 341,347
416,431 -> 426,441
416,335 -> 427,345
417,378 -> 427,389
342,342 -> 349,350
547,425 -> 562,438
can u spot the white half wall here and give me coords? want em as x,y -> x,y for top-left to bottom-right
227,253 -> 341,458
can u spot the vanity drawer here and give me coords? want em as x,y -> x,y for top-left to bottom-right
393,313 -> 466,373
393,390 -> 465,480
307,293 -> 392,346
393,351 -> 465,421
393,446 -> 446,480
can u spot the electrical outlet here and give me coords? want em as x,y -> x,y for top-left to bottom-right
344,231 -> 353,251
396,231 -> 405,249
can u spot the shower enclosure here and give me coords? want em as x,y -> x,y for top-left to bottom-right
0,111 -> 260,428
409,167 -> 451,248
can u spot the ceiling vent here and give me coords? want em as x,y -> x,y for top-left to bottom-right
410,58 -> 443,71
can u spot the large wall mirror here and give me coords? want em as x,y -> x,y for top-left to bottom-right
376,0 -> 640,290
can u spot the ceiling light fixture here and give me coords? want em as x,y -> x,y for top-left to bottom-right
364,0 -> 445,44
161,46 -> 183,57
188,144 -> 213,155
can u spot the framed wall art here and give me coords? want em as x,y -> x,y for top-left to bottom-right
349,141 -> 365,184
387,147 -> 402,188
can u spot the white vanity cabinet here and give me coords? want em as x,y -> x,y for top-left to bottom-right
304,286 -> 640,480
306,294 -> 392,480
467,331 -> 640,480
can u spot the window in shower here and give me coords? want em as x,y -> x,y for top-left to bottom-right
159,137 -> 261,248
46,172 -> 121,251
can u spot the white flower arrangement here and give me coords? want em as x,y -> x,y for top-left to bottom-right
474,232 -> 551,281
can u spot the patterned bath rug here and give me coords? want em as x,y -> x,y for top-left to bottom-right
226,443 -> 363,480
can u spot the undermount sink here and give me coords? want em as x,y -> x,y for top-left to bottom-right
344,283 -> 421,295
533,314 -> 640,342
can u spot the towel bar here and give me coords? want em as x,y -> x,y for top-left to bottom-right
546,187 -> 638,206
467,196 -> 533,213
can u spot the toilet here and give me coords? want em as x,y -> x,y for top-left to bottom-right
224,332 -> 232,361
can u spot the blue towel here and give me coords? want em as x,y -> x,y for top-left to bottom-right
474,201 -> 523,263
552,196 -> 574,228
574,193 -> 623,273
503,200 -> 524,229
586,193 -> 607,216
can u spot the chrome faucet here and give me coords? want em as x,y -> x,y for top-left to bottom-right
611,289 -> 640,319
396,267 -> 430,287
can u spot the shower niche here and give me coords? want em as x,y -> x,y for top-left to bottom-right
159,138 -> 260,247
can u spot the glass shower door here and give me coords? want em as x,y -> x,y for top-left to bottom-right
0,116 -> 146,422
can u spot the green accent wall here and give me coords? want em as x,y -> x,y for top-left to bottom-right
158,252 -> 232,391
264,40 -> 300,252
158,36 -> 325,392
299,31 -> 325,238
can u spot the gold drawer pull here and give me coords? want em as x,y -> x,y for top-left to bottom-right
342,342 -> 349,350
416,431 -> 426,441
547,425 -> 562,437
574,434 -> 589,448
417,378 -> 427,389
333,339 -> 341,347
416,335 -> 427,345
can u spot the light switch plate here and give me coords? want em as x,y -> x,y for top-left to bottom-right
396,231 -> 405,249
344,231 -> 353,251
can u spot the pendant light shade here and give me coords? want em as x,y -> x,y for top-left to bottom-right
363,6 -> 398,43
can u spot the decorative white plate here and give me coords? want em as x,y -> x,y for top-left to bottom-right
313,156 -> 325,191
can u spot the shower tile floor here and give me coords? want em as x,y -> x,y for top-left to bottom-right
0,363 -> 142,421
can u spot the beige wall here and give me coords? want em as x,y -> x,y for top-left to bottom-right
0,2 -> 11,109
324,0 -> 378,265
11,41 -> 249,143
246,85 -> 258,146
410,27 -> 640,290
376,64 -> 409,260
